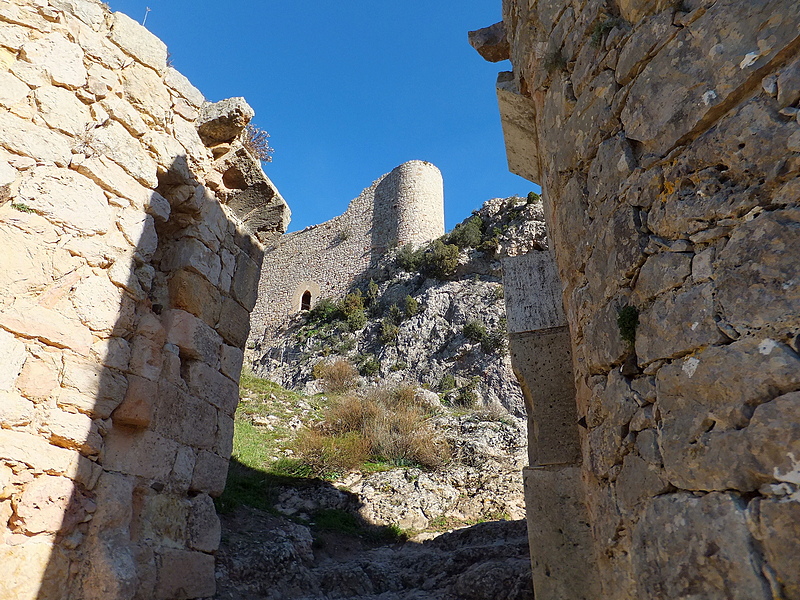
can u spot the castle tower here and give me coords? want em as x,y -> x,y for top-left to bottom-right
372,160 -> 445,250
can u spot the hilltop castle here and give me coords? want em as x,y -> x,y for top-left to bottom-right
249,160 -> 445,344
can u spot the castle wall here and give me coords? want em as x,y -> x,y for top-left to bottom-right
476,1 -> 800,598
0,2 -> 287,598
250,160 -> 444,348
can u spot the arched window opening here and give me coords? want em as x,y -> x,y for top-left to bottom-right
301,290 -> 312,312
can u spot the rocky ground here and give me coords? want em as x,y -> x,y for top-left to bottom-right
250,195 -> 548,418
212,373 -> 533,600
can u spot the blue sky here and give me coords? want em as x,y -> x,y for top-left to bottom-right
106,1 -> 538,232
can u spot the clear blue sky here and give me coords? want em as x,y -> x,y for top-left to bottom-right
107,1 -> 538,232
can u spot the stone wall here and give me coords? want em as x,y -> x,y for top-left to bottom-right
0,2 -> 287,598
475,1 -> 800,599
250,159 -> 444,346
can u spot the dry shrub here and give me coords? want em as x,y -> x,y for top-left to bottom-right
312,358 -> 359,394
297,385 -> 450,472
294,429 -> 369,477
243,123 -> 274,162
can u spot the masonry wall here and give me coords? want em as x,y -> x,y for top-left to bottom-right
477,1 -> 800,598
250,160 -> 444,347
0,2 -> 287,598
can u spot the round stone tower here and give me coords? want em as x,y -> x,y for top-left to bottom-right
373,160 -> 445,249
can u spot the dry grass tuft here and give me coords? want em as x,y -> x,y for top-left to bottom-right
312,358 -> 359,394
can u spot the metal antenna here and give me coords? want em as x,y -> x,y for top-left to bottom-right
142,7 -> 151,26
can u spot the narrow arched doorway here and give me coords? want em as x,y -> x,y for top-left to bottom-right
301,290 -> 312,311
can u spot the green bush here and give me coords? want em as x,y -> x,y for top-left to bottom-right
387,303 -> 403,324
454,378 -> 481,408
403,295 -> 419,318
463,320 -> 487,343
366,279 -> 379,305
481,331 -> 506,354
308,298 -> 340,325
438,373 -> 456,392
396,244 -> 424,272
527,191 -> 541,204
617,305 -> 639,344
346,309 -> 367,332
380,319 -> 399,344
422,239 -> 460,279
359,356 -> 380,376
447,215 -> 483,249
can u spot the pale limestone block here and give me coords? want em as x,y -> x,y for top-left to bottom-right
164,67 -> 205,107
46,408 -> 101,454
173,97 -> 198,121
109,11 -> 168,74
0,158 -> 16,187
49,0 -> 106,30
219,344 -> 244,382
0,111 -> 72,166
172,115 -> 208,164
152,381 -> 216,449
750,497 -> 800,599
0,429 -> 97,485
104,428 -> 178,480
0,329 -> 26,391
0,499 -> 10,527
87,470 -> 133,534
86,119 -> 158,187
134,490 -> 189,549
20,31 -> 87,88
692,247 -> 714,283
70,16 -> 127,70
184,360 -> 239,416
0,72 -> 30,109
168,268 -> 222,327
128,335 -> 163,381
111,374 -> 156,428
86,62 -> 117,98
71,272 -> 134,334
15,353 -> 62,399
163,309 -> 222,365
64,236 -> 114,268
120,60 -> 171,121
0,389 -> 33,428
101,95 -> 149,138
136,311 -> 166,344
116,211 -> 157,261
0,20 -> 27,51
0,538 -> 69,600
0,464 -> 13,499
190,450 -> 228,497
14,474 -> 80,534
231,250 -> 261,312
0,301 -> 93,356
32,84 -> 91,137
0,212 -> 54,301
154,549 -> 216,599
60,354 -> 128,418
217,296 -> 251,348
215,412 -> 234,459
188,493 -> 221,553
17,166 -> 111,235
91,336 -> 131,372
172,445 -> 196,491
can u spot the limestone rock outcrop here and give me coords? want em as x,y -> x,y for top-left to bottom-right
0,1 -> 287,598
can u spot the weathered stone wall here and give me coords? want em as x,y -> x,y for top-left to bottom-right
477,1 -> 800,598
250,159 -> 444,345
0,1 -> 287,598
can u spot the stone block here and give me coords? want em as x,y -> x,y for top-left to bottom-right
168,269 -> 222,327
0,301 -> 93,356
91,336 -> 132,373
0,389 -> 33,428
128,335 -> 164,382
0,538 -> 69,600
468,21 -> 510,62
691,247 -> 714,283
219,344 -> 244,382
87,119 -> 158,188
523,466 -> 600,600
0,72 -> 30,109
103,428 -> 178,481
14,474 -> 83,534
216,297 -> 251,348
71,272 -> 135,335
46,408 -> 102,455
216,411 -> 234,459
20,31 -> 87,88
160,237 -> 222,287
636,282 -> 723,364
197,97 -> 254,145
164,67 -> 205,107
155,548 -> 215,599
231,250 -> 261,312
0,429 -> 97,486
112,375 -> 157,428
0,329 -> 26,391
633,252 -> 692,303
631,493 -> 770,600
615,454 -> 669,515
751,497 -> 800,599
163,309 -> 222,365
152,381 -> 216,449
509,327 -> 578,465
716,209 -> 800,334
60,354 -> 128,418
496,72 -> 540,184
583,299 -> 630,372
109,11 -> 168,73
501,251 -> 565,333
187,493 -> 221,553
171,445 -> 196,492
33,85 -> 92,136
184,360 -> 239,416
190,450 -> 228,497
133,490 -> 188,550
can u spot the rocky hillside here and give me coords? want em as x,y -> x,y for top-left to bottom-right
250,194 -> 548,417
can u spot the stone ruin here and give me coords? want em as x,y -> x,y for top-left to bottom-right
473,0 -> 800,598
250,159 -> 444,347
1,0 -> 798,598
0,1 -> 287,598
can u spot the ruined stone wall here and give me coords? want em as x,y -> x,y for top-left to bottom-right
477,1 -> 800,598
250,160 -> 444,346
0,2 -> 288,598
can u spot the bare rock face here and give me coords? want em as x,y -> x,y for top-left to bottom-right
197,97 -> 255,145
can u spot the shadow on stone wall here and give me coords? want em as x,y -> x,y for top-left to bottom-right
30,152 -> 260,600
